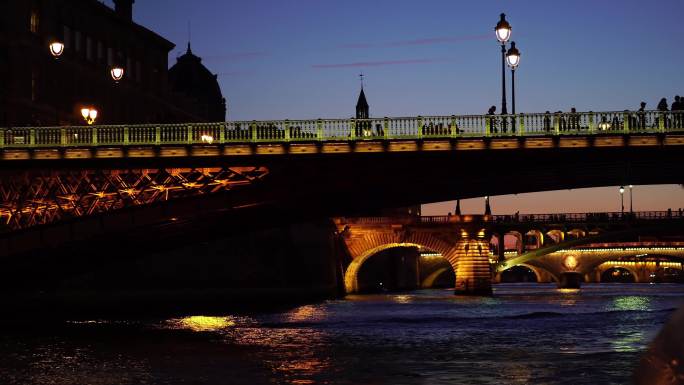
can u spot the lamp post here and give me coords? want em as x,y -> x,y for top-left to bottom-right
629,185 -> 633,213
495,14 -> 512,117
506,42 -> 520,115
619,186 -> 625,216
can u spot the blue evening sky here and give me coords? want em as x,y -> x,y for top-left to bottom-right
107,0 -> 684,213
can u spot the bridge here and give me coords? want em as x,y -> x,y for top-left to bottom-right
1,109 -> 683,236
335,211 -> 684,294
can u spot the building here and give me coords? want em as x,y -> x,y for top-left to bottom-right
0,0 -> 226,127
168,44 -> 227,122
356,86 -> 369,119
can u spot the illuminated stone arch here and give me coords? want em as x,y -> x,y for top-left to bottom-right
524,229 -> 544,249
343,231 -> 459,293
566,228 -> 587,239
599,265 -> 640,283
501,262 -> 558,283
546,229 -> 565,244
505,231 -> 524,254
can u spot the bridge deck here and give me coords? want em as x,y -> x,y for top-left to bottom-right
1,110 -> 683,161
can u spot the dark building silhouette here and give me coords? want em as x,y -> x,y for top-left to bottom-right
168,44 -> 227,122
0,0 -> 226,127
356,87 -> 369,119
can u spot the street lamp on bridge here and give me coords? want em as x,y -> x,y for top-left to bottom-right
629,185 -> 634,213
495,13 -> 512,117
80,107 -> 99,125
619,186 -> 625,216
506,42 -> 520,115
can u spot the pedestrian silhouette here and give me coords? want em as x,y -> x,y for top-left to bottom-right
657,98 -> 669,128
657,98 -> 668,111
487,106 -> 498,133
569,107 -> 579,130
673,95 -> 682,128
543,111 -> 552,132
556,110 -> 566,131
638,102 -> 647,129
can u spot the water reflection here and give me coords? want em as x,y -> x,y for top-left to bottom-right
168,315 -> 236,332
611,296 -> 651,311
611,330 -> 645,352
2,284 -> 682,385
285,304 -> 326,322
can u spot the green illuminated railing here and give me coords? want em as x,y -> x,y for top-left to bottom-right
1,110 -> 683,148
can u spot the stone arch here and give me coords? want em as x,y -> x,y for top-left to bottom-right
524,229 -> 544,249
507,262 -> 559,283
421,266 -> 454,288
600,266 -> 639,283
566,229 -> 587,240
546,229 -> 565,244
505,231 -> 524,254
654,266 -> 684,283
521,263 -> 550,282
343,230 -> 459,293
489,232 -> 503,255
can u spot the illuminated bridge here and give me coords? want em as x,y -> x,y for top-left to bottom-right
1,110 -> 684,294
335,211 -> 684,294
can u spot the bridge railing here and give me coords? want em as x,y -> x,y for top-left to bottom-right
338,211 -> 684,226
492,210 -> 684,223
1,110 -> 683,148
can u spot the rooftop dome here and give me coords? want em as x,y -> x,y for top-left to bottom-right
168,43 -> 226,121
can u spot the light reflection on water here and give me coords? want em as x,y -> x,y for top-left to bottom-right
167,315 -> 237,332
610,296 -> 651,311
1,284 -> 683,385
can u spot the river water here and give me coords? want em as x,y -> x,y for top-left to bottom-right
1,283 -> 683,385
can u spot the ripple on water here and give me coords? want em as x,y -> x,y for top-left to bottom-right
0,283 -> 682,385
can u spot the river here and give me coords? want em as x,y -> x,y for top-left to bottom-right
1,283 -> 682,384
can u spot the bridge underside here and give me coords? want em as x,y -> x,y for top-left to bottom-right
1,139 -> 683,269
2,137 -> 683,224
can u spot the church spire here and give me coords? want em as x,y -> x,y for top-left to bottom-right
355,73 -> 369,119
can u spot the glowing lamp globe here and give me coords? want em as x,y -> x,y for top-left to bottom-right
506,42 -> 521,69
81,107 -> 98,125
49,41 -> 65,58
495,13 -> 512,44
110,66 -> 124,82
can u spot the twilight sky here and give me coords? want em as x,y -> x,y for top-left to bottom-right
109,0 -> 684,214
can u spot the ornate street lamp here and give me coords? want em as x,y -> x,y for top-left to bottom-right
619,186 -> 625,216
49,40 -> 65,58
506,42 -> 520,115
629,185 -> 633,213
110,65 -> 125,82
80,107 -> 98,125
495,13 -> 512,116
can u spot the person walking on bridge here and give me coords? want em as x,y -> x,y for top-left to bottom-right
637,102 -> 647,129
487,106 -> 498,134
672,95 -> 682,128
657,98 -> 669,128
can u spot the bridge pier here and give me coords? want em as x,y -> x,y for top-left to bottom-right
453,236 -> 493,295
558,272 -> 583,289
